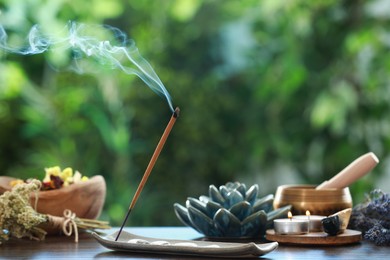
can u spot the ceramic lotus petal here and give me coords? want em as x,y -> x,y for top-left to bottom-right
174,182 -> 292,238
213,208 -> 241,237
241,210 -> 267,237
229,201 -> 251,221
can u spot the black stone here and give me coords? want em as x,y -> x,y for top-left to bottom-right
322,215 -> 340,236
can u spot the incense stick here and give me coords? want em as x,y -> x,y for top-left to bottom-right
115,107 -> 180,241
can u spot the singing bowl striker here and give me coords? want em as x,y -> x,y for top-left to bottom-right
273,184 -> 352,216
0,175 -> 106,219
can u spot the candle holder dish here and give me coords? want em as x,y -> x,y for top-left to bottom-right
0,175 -> 106,219
273,184 -> 352,216
174,182 -> 291,238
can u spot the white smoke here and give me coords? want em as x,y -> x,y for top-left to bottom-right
0,21 -> 174,112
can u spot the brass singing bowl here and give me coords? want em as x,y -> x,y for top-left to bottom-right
273,185 -> 352,216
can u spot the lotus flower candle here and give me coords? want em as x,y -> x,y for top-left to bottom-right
174,182 -> 291,238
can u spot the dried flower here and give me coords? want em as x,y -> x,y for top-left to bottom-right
348,189 -> 390,246
41,166 -> 89,190
1,179 -> 110,245
11,166 -> 90,191
364,222 -> 390,246
0,180 -> 47,244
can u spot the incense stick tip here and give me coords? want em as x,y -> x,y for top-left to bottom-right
173,107 -> 180,118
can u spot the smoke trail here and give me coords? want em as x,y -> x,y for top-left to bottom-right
0,21 -> 174,112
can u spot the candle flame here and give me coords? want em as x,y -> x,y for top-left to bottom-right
306,210 -> 310,217
288,211 -> 292,220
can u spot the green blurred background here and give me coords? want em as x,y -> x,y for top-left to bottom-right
0,0 -> 389,226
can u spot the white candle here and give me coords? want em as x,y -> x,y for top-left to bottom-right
274,212 -> 309,235
293,211 -> 325,232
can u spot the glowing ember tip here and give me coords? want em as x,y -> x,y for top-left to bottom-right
173,107 -> 180,118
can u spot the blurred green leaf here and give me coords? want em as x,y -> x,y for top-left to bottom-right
0,0 -> 388,226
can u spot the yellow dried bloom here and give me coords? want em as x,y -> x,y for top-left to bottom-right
9,179 -> 24,187
11,166 -> 89,192
73,171 -> 82,183
43,166 -> 61,182
60,167 -> 73,180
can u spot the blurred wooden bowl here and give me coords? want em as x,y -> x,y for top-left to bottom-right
273,184 -> 352,216
0,175 -> 106,219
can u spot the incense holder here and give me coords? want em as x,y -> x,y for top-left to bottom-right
173,182 -> 291,238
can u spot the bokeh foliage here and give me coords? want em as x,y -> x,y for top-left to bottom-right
1,0 -> 389,226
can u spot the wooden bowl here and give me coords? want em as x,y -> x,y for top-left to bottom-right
0,175 -> 106,219
273,184 -> 352,216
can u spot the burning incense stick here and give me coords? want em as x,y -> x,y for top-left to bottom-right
115,107 -> 180,241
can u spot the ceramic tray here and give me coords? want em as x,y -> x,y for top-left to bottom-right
92,231 -> 278,258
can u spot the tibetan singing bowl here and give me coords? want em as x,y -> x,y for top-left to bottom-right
273,185 -> 352,216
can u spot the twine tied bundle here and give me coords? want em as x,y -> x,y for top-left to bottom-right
45,210 -> 79,242
43,209 -> 110,243
0,179 -> 110,244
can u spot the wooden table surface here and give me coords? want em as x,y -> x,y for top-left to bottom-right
0,227 -> 389,259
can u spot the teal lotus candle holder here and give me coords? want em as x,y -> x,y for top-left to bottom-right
174,182 -> 291,238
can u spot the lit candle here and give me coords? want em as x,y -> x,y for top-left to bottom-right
274,211 -> 309,235
293,211 -> 325,232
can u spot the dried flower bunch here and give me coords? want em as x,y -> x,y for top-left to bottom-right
0,180 -> 47,244
0,179 -> 110,245
10,166 -> 89,190
348,189 -> 390,246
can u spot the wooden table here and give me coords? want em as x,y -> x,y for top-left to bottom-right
0,227 -> 389,259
